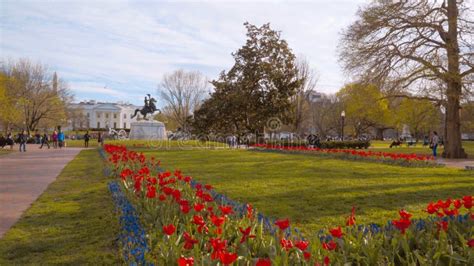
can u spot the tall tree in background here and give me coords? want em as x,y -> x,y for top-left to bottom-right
290,57 -> 318,136
337,83 -> 392,139
1,59 -> 71,133
196,23 -> 301,136
339,0 -> 474,158
307,93 -> 341,138
394,98 -> 441,139
159,69 -> 208,132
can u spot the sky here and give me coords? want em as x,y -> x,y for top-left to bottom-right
1,0 -> 367,106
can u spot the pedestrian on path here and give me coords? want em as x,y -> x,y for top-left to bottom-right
39,131 -> 50,149
18,130 -> 27,152
430,131 -> 439,158
58,130 -> 65,149
6,132 -> 14,150
52,130 -> 58,149
98,132 -> 103,147
84,131 -> 90,148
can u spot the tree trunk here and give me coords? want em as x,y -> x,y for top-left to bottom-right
443,0 -> 467,158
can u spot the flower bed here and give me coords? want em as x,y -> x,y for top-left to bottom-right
103,144 -> 473,265
251,144 -> 438,167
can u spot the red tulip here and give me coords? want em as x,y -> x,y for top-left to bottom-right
303,251 -> 311,261
194,203 -> 205,212
329,226 -> 344,238
178,256 -> 194,266
274,218 -> 290,231
146,185 -> 156,198
324,256 -> 330,266
183,232 -> 198,250
468,239 -> 474,247
463,195 -> 473,209
295,240 -> 309,251
211,214 -> 226,227
280,238 -> 293,251
180,203 -> 191,214
453,199 -> 462,209
392,218 -> 411,234
219,251 -> 238,265
162,224 -> 176,235
205,184 -> 213,190
322,240 -> 337,251
219,205 -> 234,215
158,194 -> 166,201
239,226 -> 256,243
443,208 -> 458,217
256,258 -> 271,266
436,220 -> 448,232
246,204 -> 253,218
398,209 -> 412,220
346,206 -> 356,226
426,202 -> 438,214
210,238 -> 227,260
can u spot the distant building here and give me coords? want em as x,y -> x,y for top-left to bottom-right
65,100 -> 141,130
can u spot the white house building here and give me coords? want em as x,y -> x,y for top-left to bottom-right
66,100 -> 141,130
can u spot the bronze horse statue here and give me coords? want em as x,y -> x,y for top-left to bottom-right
131,94 -> 160,120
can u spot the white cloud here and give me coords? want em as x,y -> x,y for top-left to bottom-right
0,0 -> 366,104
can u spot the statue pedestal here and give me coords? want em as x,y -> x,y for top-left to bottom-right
129,120 -> 167,140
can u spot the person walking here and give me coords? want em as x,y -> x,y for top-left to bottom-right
430,131 -> 439,158
58,130 -> 65,149
84,131 -> 90,148
98,132 -> 102,147
52,130 -> 58,149
18,130 -> 27,152
39,131 -> 50,149
6,132 -> 14,150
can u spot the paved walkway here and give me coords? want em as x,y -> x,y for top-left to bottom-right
0,145 -> 83,238
436,158 -> 474,169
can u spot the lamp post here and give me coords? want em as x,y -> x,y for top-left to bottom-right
341,111 -> 345,141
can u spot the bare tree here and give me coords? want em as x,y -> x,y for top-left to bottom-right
291,57 -> 318,135
308,93 -> 341,138
339,0 -> 474,158
1,59 -> 72,133
159,69 -> 208,132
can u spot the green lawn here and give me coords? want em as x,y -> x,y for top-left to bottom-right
369,140 -> 474,156
0,150 -> 120,265
140,149 -> 474,234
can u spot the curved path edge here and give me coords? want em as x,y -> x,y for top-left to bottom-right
0,145 -> 84,238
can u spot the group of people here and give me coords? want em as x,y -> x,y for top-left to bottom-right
15,129 -> 66,152
0,129 -> 104,151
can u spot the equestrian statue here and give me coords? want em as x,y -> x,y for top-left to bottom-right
131,94 -> 160,120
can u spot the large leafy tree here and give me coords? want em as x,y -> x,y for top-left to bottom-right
339,0 -> 474,158
337,83 -> 392,139
194,23 -> 301,136
394,98 -> 441,139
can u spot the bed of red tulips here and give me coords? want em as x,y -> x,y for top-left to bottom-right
104,144 -> 473,265
251,144 -> 437,167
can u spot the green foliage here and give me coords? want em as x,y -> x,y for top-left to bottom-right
337,83 -> 392,137
394,98 -> 440,138
0,150 -> 119,264
193,23 -> 302,135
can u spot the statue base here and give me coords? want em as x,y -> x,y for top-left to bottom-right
129,120 -> 167,140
